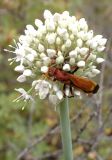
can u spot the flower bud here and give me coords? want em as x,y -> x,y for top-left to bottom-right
79,47 -> 89,56
77,61 -> 85,67
57,51 -> 62,56
36,61 -> 42,67
92,69 -> 100,74
77,31 -> 85,39
15,65 -> 24,72
23,69 -> 32,76
56,90 -> 63,100
56,55 -> 64,64
53,84 -> 59,92
49,94 -> 58,105
38,44 -> 45,52
65,39 -> 71,48
46,33 -> 56,44
97,46 -> 105,52
46,19 -> 55,31
47,49 -> 56,58
69,50 -> 77,58
40,53 -> 46,59
35,19 -> 43,27
86,30 -> 93,40
63,64 -> 70,71
77,39 -> 83,47
41,66 -> 48,73
56,37 -> 61,45
90,40 -> 98,49
17,75 -> 26,83
43,57 -> 51,66
53,13 -> 60,22
88,54 -> 96,60
61,45 -> 66,51
98,38 -> 107,46
26,54 -> 35,62
79,18 -> 88,31
70,34 -> 74,40
57,27 -> 67,37
44,10 -> 52,19
96,58 -> 105,63
69,58 -> 75,65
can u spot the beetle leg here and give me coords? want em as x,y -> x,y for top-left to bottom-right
63,84 -> 66,97
63,84 -> 74,98
68,84 -> 74,98
52,77 -> 57,81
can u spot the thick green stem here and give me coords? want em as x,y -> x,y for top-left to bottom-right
59,97 -> 73,160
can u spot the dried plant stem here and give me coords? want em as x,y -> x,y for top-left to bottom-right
59,97 -> 73,160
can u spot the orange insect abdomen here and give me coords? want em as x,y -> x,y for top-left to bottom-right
69,74 -> 99,93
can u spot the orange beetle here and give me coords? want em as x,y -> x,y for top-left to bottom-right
48,67 -> 99,96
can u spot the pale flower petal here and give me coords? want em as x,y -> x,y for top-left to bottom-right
56,90 -> 63,100
17,75 -> 26,83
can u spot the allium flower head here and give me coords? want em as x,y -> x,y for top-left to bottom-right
7,10 -> 107,105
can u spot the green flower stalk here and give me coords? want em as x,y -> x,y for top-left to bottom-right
59,97 -> 73,160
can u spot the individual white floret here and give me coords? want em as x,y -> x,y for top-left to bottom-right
46,33 -> 56,44
56,37 -> 62,45
77,39 -> 83,47
49,94 -> 59,105
53,84 -> 59,92
35,80 -> 52,99
91,69 -> 100,74
53,13 -> 60,22
15,65 -> 24,72
47,49 -> 56,58
88,54 -> 96,61
26,25 -> 37,36
15,88 -> 33,101
63,64 -> 70,71
38,44 -> 45,52
17,75 -> 26,83
61,45 -> 66,51
26,54 -> 35,62
70,34 -> 74,40
78,18 -> 88,31
98,38 -> 107,46
89,40 -> 98,49
69,58 -> 75,65
77,61 -> 85,67
97,46 -> 105,52
44,10 -> 53,19
96,58 -> 105,63
35,19 -> 43,27
46,19 -> 55,31
56,55 -> 64,64
43,57 -> 51,66
69,50 -> 78,58
40,53 -> 46,59
23,69 -> 33,76
65,39 -> 71,48
79,47 -> 89,56
57,27 -> 67,37
56,90 -> 63,100
41,66 -> 48,73
68,23 -> 78,35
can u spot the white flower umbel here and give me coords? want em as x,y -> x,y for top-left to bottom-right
8,10 -> 107,160
7,10 -> 107,105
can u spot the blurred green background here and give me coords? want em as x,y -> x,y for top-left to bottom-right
0,0 -> 112,160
